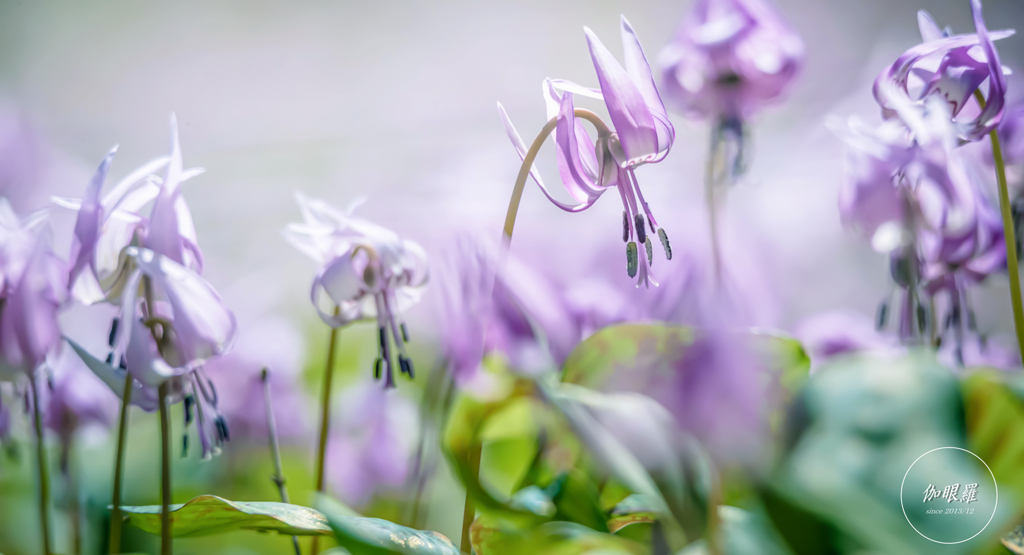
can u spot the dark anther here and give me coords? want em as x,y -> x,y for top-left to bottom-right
215,416 -> 231,442
916,304 -> 927,332
875,301 -> 889,331
182,435 -> 189,458
626,242 -> 638,278
399,355 -> 415,379
378,327 -> 387,352
184,395 -> 195,425
374,357 -> 383,380
622,211 -> 629,242
118,357 -> 127,370
635,214 -> 647,245
645,237 -> 653,266
950,304 -> 962,326
717,72 -> 742,86
658,228 -> 672,260
889,254 -> 917,288
400,322 -> 410,343
108,318 -> 119,347
105,353 -> 114,365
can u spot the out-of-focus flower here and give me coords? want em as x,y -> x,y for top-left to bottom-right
325,382 -> 418,508
436,235 -> 577,391
874,0 -> 1013,143
499,16 -> 675,288
0,105 -> 46,212
205,316 -> 310,441
0,201 -> 67,380
284,193 -> 427,388
54,114 -> 205,305
659,0 -> 803,124
794,310 -> 900,372
44,349 -> 118,446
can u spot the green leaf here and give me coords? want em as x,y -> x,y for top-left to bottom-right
470,516 -> 645,555
562,324 -> 694,389
319,495 -> 459,555
608,494 -> 658,534
962,371 -> 1024,503
676,506 -> 794,555
119,495 -> 332,537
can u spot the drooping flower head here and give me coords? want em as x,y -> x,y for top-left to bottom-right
874,0 -> 1013,143
284,194 -> 428,388
0,200 -> 67,380
54,114 -> 205,305
659,0 -> 804,124
69,247 -> 237,459
499,16 -> 675,288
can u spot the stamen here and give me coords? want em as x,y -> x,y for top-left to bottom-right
645,238 -> 653,266
182,435 -> 189,457
647,216 -> 654,233
105,353 -> 114,365
658,229 -> 672,260
626,242 -> 638,278
215,416 -> 230,442
374,357 -> 383,380
399,355 -> 415,379
635,214 -> 647,245
916,304 -> 927,334
876,300 -> 889,330
118,357 -> 127,370
378,326 -> 387,355
108,318 -> 119,347
400,322 -> 410,343
622,211 -> 629,243
184,395 -> 195,425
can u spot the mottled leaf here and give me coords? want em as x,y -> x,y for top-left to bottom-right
319,496 -> 459,554
1004,523 -> 1024,554
962,371 -> 1024,503
119,495 -> 331,537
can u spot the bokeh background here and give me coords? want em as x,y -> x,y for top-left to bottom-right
0,1 -> 1021,553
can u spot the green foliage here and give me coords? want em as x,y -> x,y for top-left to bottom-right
962,370 -> 1024,506
319,496 -> 459,555
119,494 -> 332,537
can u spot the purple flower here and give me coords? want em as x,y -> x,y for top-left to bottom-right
54,114 -> 205,305
498,16 -> 675,288
44,348 -> 118,445
68,247 -> 236,459
793,311 -> 900,372
325,381 -> 418,508
874,0 -> 1013,143
0,201 -> 67,379
436,235 -> 577,390
284,193 -> 428,388
205,316 -> 311,442
659,0 -> 804,123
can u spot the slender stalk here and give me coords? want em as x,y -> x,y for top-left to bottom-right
973,90 -> 1024,363
311,318 -> 341,555
109,375 -> 133,553
459,445 -> 482,553
262,368 -> 301,555
63,437 -> 81,555
502,108 -> 610,244
706,467 -> 722,555
989,125 -> 1024,363
158,382 -> 172,555
30,373 -> 52,555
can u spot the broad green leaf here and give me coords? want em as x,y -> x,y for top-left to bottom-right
608,494 -> 657,534
119,494 -> 331,537
1004,523 -> 1024,554
471,516 -> 644,555
676,506 -> 793,555
319,496 -> 459,554
962,371 -> 1024,503
562,324 -> 694,388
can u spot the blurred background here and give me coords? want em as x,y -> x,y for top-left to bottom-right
0,0 -> 1021,553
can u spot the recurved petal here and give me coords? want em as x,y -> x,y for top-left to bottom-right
69,147 -> 117,289
131,248 -> 237,364
620,16 -> 674,154
584,27 -> 659,165
554,91 -> 603,200
145,114 -> 186,265
319,250 -> 370,305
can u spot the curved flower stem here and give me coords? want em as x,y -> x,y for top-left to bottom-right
262,368 -> 302,555
30,372 -> 52,555
973,91 -> 1024,363
108,374 -> 133,553
311,315 -> 341,555
502,108 -> 611,244
158,382 -> 172,555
